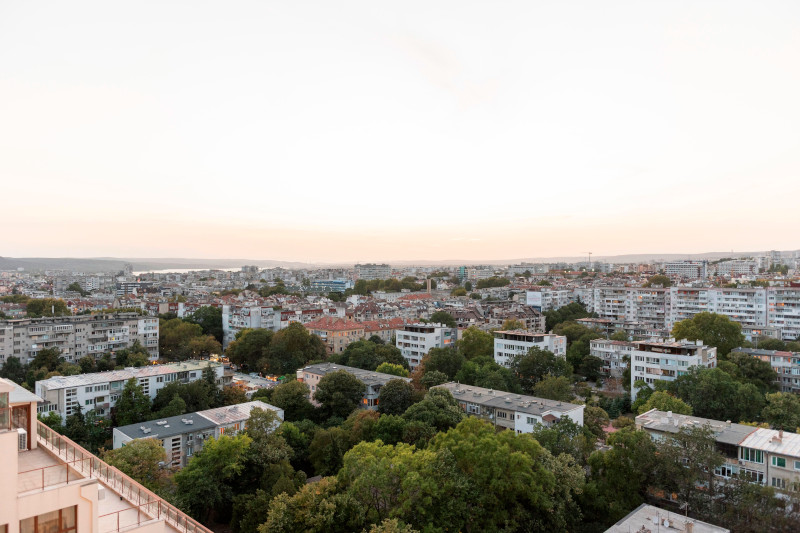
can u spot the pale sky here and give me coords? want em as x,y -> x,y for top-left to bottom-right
1,1 -> 799,263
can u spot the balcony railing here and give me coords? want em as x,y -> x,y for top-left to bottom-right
36,421 -> 212,533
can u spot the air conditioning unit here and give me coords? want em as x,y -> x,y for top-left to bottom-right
18,428 -> 28,451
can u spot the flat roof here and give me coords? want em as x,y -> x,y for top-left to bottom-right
115,411 -> 216,440
199,400 -> 283,426
636,409 -> 756,446
0,377 -> 43,404
435,382 -> 583,416
605,504 -> 729,533
300,363 -> 411,387
37,361 -> 220,389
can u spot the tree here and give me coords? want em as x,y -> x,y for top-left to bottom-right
428,311 -> 456,328
530,417 -> 592,464
160,318 -> 221,361
103,439 -> 171,491
155,393 -> 187,418
174,434 -> 252,523
671,312 -> 745,356
226,328 -> 273,371
375,363 -> 409,377
378,379 -> 414,415
1,356 -> 27,384
222,386 -> 250,406
511,347 -> 572,392
403,388 -> 464,432
269,380 -> 315,421
308,427 -> 352,476
544,302 -> 592,331
423,348 -> 464,379
419,370 -> 449,389
115,340 -> 150,367
372,414 -> 408,445
609,330 -> 629,341
532,376 -> 574,402
457,327 -> 493,359
583,406 -> 611,440
475,276 -> 510,289
30,347 -> 63,372
114,379 -> 151,426
26,298 -> 70,318
245,407 -> 292,466
669,367 -> 765,422
643,274 -> 671,287
66,282 -> 89,296
450,288 -> 467,297
762,392 -> 800,430
501,318 -> 525,331
187,306 -> 224,344
464,281 -> 473,291
315,370 -> 365,419
267,323 -> 326,375
367,519 -> 418,533
724,351 -> 778,393
637,391 -> 692,415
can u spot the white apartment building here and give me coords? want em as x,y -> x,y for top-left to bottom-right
221,305 -> 278,347
590,339 -> 636,378
663,260 -> 708,279
713,260 -> 757,277
297,363 -> 411,410
0,313 -> 159,364
630,339 -> 717,400
766,288 -> 800,341
354,263 -> 391,280
492,330 -> 567,367
1,377 -> 210,533
730,347 -> 800,394
525,288 -> 575,311
395,323 -> 458,370
668,287 -> 767,330
35,360 -> 224,421
435,382 -> 584,432
113,400 -> 283,468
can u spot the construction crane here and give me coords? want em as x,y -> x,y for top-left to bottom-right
582,252 -> 592,271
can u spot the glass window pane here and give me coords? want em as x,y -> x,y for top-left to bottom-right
61,507 -> 76,529
35,510 -> 59,533
20,519 -> 34,533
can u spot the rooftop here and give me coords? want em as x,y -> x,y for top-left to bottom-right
300,363 -> 411,387
739,428 -> 800,458
436,382 -> 584,416
636,409 -> 756,446
114,411 -> 217,440
37,360 -> 219,388
1,377 -> 43,404
605,504 -> 729,533
198,400 -> 283,426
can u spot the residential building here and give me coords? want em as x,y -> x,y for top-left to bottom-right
663,260 -> 708,279
35,360 -> 224,421
395,323 -> 457,370
0,313 -> 159,364
221,305 -> 278,347
435,382 -> 584,433
304,316 -> 365,354
2,376 -> 211,533
590,339 -> 635,378
354,264 -> 391,281
604,504 -> 729,533
729,347 -> 800,393
310,279 -> 353,293
492,330 -> 567,368
767,288 -> 800,341
296,363 -> 411,410
637,409 -> 800,492
714,260 -> 757,277
525,288 -> 575,311
630,339 -> 717,400
113,400 -> 283,467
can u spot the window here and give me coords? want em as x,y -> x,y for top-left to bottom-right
772,477 -> 787,489
772,456 -> 787,468
741,447 -> 764,464
20,506 -> 76,533
794,460 -> 800,471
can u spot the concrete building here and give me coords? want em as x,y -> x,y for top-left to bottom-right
492,330 -> 567,368
605,504 -> 729,533
1,377 -> 210,533
395,323 -> 458,370
630,339 -> 717,400
637,409 -> 800,492
310,279 -> 353,293
304,316 -> 365,355
730,347 -> 800,393
0,313 -> 159,364
354,264 -> 391,281
296,363 -> 411,410
35,360 -> 224,421
714,260 -> 757,277
590,339 -> 636,378
766,287 -> 800,341
435,382 -> 584,433
525,288 -> 575,311
113,400 -> 283,468
221,305 -> 278,347
663,260 -> 708,279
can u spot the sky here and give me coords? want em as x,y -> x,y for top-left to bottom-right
1,1 -> 799,263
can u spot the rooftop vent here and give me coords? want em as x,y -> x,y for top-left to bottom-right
156,420 -> 167,425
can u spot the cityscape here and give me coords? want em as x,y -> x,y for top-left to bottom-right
3,1 -> 800,533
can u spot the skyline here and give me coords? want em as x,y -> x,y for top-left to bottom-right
2,1 -> 800,262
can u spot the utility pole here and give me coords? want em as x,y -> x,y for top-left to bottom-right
582,252 -> 593,271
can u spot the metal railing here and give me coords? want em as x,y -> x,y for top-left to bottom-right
36,421 -> 212,533
17,459 -> 87,492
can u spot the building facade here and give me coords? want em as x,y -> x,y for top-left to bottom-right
630,339 -> 717,400
0,313 -> 159,364
354,264 -> 391,281
492,330 -> 567,368
304,316 -> 366,354
296,363 -> 411,410
730,347 -> 800,393
590,339 -> 636,378
395,323 -> 458,370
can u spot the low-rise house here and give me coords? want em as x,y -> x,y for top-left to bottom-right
296,363 -> 411,410
435,382 -> 584,433
113,400 -> 283,468
605,503 -> 729,533
304,316 -> 365,355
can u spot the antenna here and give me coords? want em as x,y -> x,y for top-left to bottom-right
582,252 -> 592,271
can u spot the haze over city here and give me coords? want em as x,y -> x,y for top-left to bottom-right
2,0 -> 799,262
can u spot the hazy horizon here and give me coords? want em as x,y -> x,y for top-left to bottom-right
2,1 -> 799,262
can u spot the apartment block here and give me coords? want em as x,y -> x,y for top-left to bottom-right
590,339 -> 636,378
767,288 -> 800,341
2,377 -> 211,533
304,316 -> 365,355
663,260 -> 708,279
630,339 -> 717,400
637,409 -> 800,492
730,347 -> 800,393
113,400 -> 283,468
221,305 -> 278,347
435,382 -> 584,433
395,323 -> 458,370
35,360 -> 224,421
0,313 -> 159,365
525,288 -> 575,311
354,263 -> 391,281
296,363 -> 411,410
309,279 -> 353,293
492,330 -> 567,368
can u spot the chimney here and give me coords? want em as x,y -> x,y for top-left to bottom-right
780,429 -> 784,439
667,411 -> 673,418
686,522 -> 694,533
726,420 -> 731,427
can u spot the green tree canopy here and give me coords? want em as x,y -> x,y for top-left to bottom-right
187,305 -> 224,344
269,380 -> 315,421
103,438 -> 170,492
26,298 -> 70,318
457,327 -> 493,359
114,378 -> 151,426
532,375 -> 574,402
428,311 -> 456,328
671,312 -> 745,356
378,379 -> 414,415
422,348 -> 464,379
643,274 -> 672,287
762,392 -> 800,431
511,347 -> 573,393
315,370 -> 366,419
374,362 -> 410,377
226,328 -> 273,371
402,388 -> 464,432
637,391 -> 693,415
